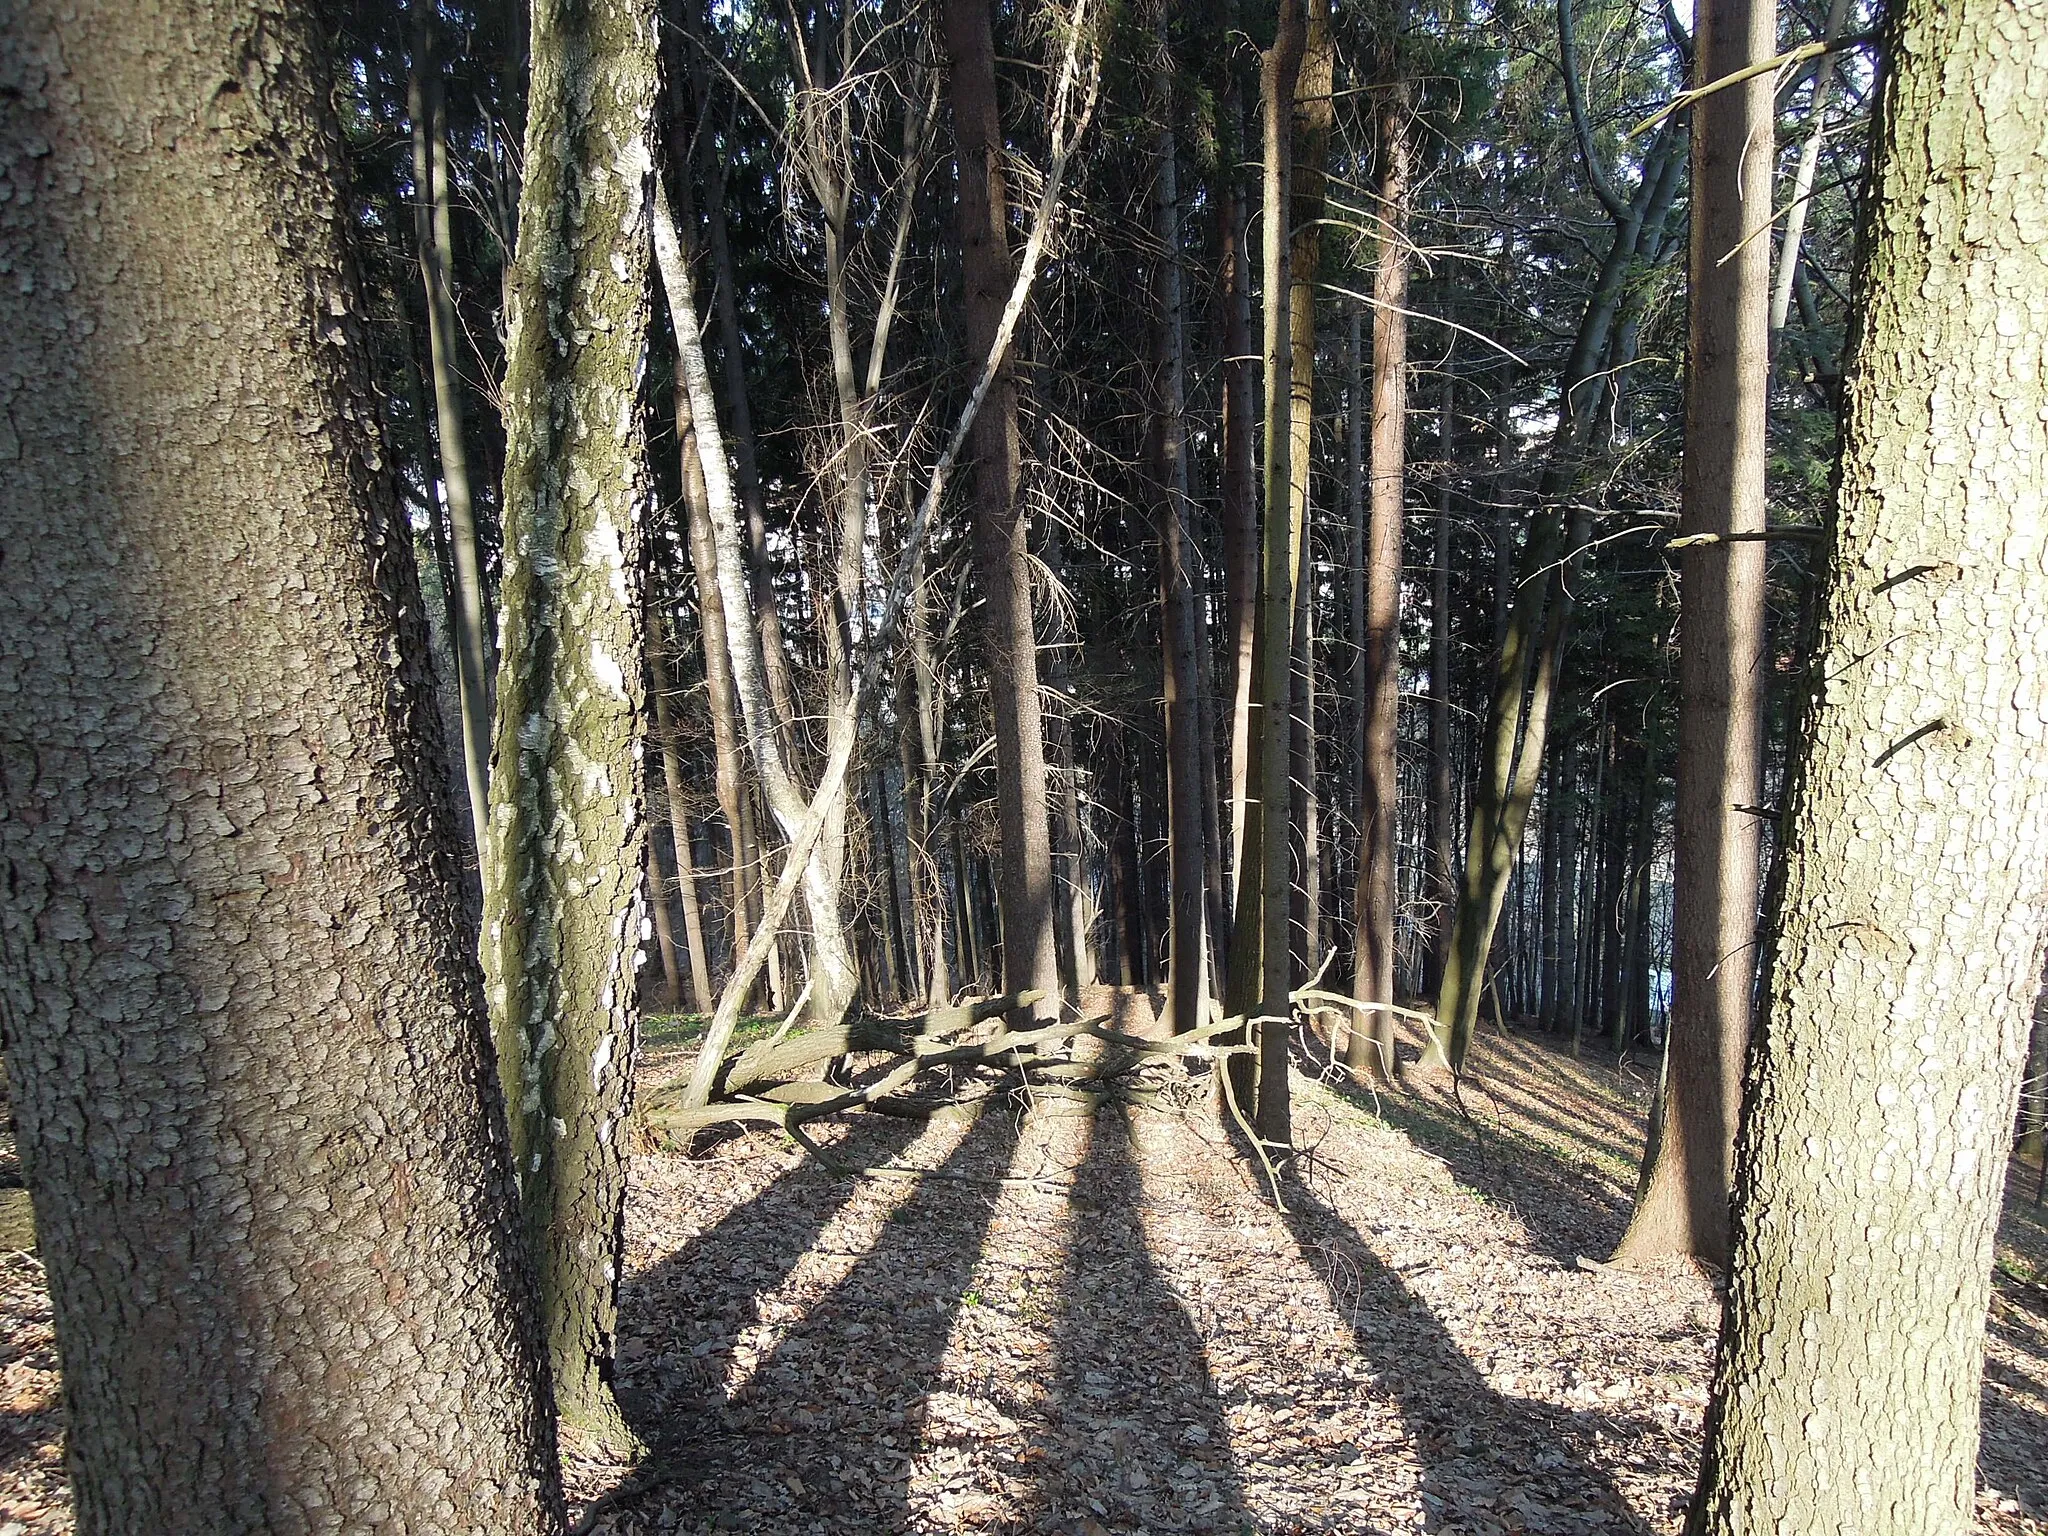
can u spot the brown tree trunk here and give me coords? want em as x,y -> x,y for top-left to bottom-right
1225,0 -> 1315,1145
0,1 -> 563,1524
941,0 -> 1063,1022
1612,0 -> 1772,1268
1689,0 -> 2048,1522
1348,77 -> 1410,1084
1151,6 -> 1208,1035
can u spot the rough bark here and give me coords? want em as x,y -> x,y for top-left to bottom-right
486,0 -> 658,1445
0,0 -> 563,1525
1689,0 -> 2048,1523
1614,0 -> 1772,1267
1348,77 -> 1411,1086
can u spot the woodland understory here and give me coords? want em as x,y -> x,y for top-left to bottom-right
5,994 -> 2044,1536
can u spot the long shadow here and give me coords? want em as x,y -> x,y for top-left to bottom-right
1014,1108 -> 1249,1534
1983,1281 -> 2048,1516
622,1103 -> 1021,1531
1314,1065 -> 1635,1266
613,1111 -> 926,1442
1274,1165 -> 1660,1533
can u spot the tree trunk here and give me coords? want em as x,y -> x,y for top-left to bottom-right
1218,71 -> 1260,903
1689,0 -> 2048,1523
486,0 -> 658,1446
1348,77 -> 1410,1085
942,0 -> 1063,1022
650,606 -> 715,1011
407,0 -> 495,866
0,1 -> 563,1524
1434,68 -> 1689,1072
1225,0 -> 1315,1144
1766,0 -> 1854,343
1427,353 -> 1456,997
2020,983 -> 2047,1165
1151,8 -> 1208,1035
1613,0 -> 1772,1268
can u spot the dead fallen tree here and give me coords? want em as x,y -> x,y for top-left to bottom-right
638,991 -> 1253,1161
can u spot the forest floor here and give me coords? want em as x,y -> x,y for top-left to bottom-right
2,988 -> 2045,1534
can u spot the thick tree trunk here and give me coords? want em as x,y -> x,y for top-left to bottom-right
941,0 -> 1063,1023
1348,79 -> 1411,1085
0,1 -> 563,1525
1151,10 -> 1208,1036
1613,0 -> 1772,1268
486,0 -> 658,1446
1689,0 -> 2048,1523
407,0 -> 495,866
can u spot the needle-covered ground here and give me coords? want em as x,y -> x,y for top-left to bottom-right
1,991 -> 2044,1534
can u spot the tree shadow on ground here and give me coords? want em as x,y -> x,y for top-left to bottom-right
613,1111 -> 928,1448
1275,1164 -> 1659,1533
1305,1055 -> 1635,1267
1013,1107 -> 1249,1534
615,1104 -> 1020,1531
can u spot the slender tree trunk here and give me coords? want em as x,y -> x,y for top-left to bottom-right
647,837 -> 685,1008
1225,0 -> 1315,1144
2020,985 -> 2047,1165
1613,0 -> 1772,1268
1218,74 -> 1260,901
0,1 -> 564,1524
486,0 -> 658,1447
942,0 -> 1063,1022
1767,0 -> 1853,343
1348,78 -> 1411,1084
1427,354 -> 1456,997
691,39 -> 800,735
673,357 -> 760,999
650,607 -> 715,1011
407,0 -> 495,865
1549,735 -> 1583,1035
1151,8 -> 1208,1035
1689,0 -> 2048,1522
1435,88 -> 1689,1073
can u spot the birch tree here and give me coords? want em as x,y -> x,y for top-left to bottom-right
483,0 -> 660,1449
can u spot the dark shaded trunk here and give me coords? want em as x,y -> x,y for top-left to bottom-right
0,1 -> 564,1522
942,0 -> 1063,1021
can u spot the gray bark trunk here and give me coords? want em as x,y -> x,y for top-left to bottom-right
0,1 -> 563,1524
1690,0 -> 2048,1521
485,0 -> 658,1444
